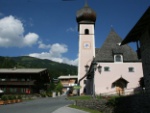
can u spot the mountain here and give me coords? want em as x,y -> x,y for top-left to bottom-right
0,56 -> 77,78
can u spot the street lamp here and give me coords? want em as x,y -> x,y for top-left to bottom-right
97,65 -> 102,74
85,65 -> 89,73
92,60 -> 97,98
84,59 -> 102,98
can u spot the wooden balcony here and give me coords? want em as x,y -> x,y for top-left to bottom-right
0,81 -> 34,86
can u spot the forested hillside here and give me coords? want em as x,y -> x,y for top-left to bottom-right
0,56 -> 77,78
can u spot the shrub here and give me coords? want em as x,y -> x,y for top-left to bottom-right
18,95 -> 22,99
46,92 -> 52,97
1,95 -> 8,101
55,82 -> 63,94
13,95 -> 17,99
8,95 -> 13,100
40,92 -> 47,97
106,96 -> 119,107
96,95 -> 102,100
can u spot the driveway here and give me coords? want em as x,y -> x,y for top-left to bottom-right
0,96 -> 73,113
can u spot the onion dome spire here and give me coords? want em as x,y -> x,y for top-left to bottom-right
76,2 -> 96,23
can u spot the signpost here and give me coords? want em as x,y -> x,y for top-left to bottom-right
73,85 -> 81,89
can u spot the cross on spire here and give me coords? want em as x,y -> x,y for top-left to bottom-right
84,0 -> 88,6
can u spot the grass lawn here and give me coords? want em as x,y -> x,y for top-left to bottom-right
69,105 -> 102,113
68,95 -> 102,113
68,95 -> 93,100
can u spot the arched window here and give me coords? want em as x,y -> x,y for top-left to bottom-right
116,55 -> 121,62
114,54 -> 123,62
85,29 -> 89,34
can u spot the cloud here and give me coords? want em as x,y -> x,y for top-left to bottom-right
24,33 -> 39,46
0,15 -> 39,47
29,43 -> 78,66
38,41 -> 51,49
0,15 -> 78,66
66,26 -> 77,32
50,43 -> 68,57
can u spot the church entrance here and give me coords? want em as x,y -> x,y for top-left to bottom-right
112,77 -> 129,95
115,81 -> 124,95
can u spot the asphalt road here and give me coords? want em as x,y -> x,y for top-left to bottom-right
0,96 -> 73,113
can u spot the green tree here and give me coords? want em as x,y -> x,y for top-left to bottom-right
47,81 -> 56,93
55,82 -> 63,94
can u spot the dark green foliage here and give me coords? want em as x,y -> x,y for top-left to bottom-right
40,92 -> 47,97
18,95 -> 22,99
46,92 -> 52,97
0,56 -> 77,78
106,96 -> 119,107
13,95 -> 17,99
55,82 -> 63,94
8,95 -> 13,100
47,82 -> 55,93
1,95 -> 8,101
0,57 -> 16,68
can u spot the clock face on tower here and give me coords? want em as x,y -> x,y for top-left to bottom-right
83,42 -> 91,49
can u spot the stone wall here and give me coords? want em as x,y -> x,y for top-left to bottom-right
75,94 -> 150,113
75,99 -> 113,113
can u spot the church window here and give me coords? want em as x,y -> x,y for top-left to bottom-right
104,67 -> 110,72
116,55 -> 121,62
85,29 -> 89,34
114,54 -> 123,62
129,67 -> 134,72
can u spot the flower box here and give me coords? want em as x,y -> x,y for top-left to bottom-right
7,100 -> 11,104
0,100 -> 5,105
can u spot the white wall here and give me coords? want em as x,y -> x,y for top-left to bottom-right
94,62 -> 143,95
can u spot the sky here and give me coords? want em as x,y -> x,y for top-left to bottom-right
0,0 -> 150,66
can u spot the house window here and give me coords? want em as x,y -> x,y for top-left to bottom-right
129,67 -> 134,72
114,54 -> 123,62
104,67 -> 110,72
21,88 -> 24,93
10,79 -> 17,81
85,29 -> 89,34
10,88 -> 13,93
21,79 -> 25,81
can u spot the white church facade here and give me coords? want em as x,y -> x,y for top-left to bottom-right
76,3 -> 143,95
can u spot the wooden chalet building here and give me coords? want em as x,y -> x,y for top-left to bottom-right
0,68 -> 50,94
58,75 -> 78,93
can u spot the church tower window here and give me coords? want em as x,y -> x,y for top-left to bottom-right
85,29 -> 89,34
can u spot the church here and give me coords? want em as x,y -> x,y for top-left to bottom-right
76,3 -> 143,95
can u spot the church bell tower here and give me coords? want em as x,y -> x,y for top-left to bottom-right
76,3 -> 96,94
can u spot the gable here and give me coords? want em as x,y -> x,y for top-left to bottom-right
95,29 -> 139,62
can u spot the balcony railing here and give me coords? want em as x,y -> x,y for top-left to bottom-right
0,81 -> 34,86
